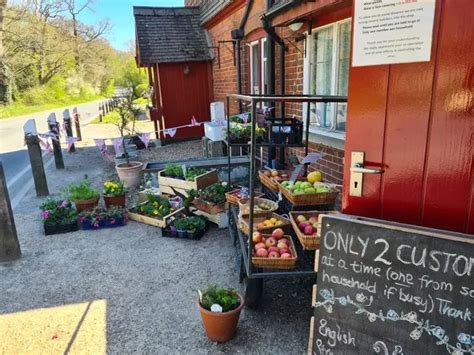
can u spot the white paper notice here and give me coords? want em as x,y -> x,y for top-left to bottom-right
353,0 -> 436,67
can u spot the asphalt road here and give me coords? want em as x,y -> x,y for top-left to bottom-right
0,99 -> 102,206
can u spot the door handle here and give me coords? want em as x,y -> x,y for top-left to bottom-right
350,163 -> 384,175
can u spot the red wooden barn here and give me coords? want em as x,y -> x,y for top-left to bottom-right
134,6 -> 213,140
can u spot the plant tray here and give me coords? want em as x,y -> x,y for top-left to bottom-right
158,169 -> 218,196
192,198 -> 227,215
289,211 -> 339,250
238,211 -> 291,235
238,197 -> 279,215
161,226 -> 207,240
225,189 -> 265,205
44,221 -> 79,236
193,209 -> 228,229
80,216 -> 127,230
251,234 -> 298,270
278,183 -> 339,206
128,202 -> 184,228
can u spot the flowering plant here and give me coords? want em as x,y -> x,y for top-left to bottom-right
40,198 -> 78,226
130,194 -> 173,218
103,180 -> 125,196
78,206 -> 127,229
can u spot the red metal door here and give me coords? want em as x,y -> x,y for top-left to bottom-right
342,0 -> 474,234
158,61 -> 212,139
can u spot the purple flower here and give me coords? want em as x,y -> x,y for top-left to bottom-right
229,133 -> 237,141
110,218 -> 116,225
60,201 -> 68,208
93,222 -> 100,228
41,210 -> 50,219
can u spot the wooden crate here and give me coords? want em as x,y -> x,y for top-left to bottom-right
128,202 -> 184,228
289,210 -> 340,250
158,169 -> 218,196
193,209 -> 228,228
278,183 -> 339,206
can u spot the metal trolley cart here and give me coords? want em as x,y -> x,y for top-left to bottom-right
225,94 -> 347,307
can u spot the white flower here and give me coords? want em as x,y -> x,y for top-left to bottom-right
211,304 -> 223,313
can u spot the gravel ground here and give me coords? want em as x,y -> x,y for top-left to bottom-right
1,139 -> 315,354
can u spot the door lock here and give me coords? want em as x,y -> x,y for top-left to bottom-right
349,152 -> 384,197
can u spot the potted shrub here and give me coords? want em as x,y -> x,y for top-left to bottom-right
40,198 -> 78,235
79,206 -> 127,230
66,177 -> 100,212
198,285 -> 244,342
114,93 -> 143,188
103,180 -> 126,209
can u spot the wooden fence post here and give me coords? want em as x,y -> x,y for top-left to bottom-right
72,107 -> 82,141
99,103 -> 103,122
0,162 -> 21,261
47,113 -> 64,169
63,109 -> 76,153
23,119 -> 49,196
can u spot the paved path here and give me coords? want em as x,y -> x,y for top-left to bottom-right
0,99 -> 103,203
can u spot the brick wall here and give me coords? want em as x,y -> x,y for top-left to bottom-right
205,1 -> 345,185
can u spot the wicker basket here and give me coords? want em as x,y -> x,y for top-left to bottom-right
251,234 -> 298,270
278,183 -> 339,206
258,170 -> 293,192
225,189 -> 265,205
238,197 -> 279,215
192,198 -> 227,215
238,211 -> 291,235
289,210 -> 340,250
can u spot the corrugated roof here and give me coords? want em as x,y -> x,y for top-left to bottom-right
134,6 -> 212,65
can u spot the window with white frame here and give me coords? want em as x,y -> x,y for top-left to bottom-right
261,38 -> 267,96
307,19 -> 351,134
249,41 -> 260,95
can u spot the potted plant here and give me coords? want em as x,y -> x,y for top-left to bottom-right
226,125 -> 265,144
114,92 -> 143,188
66,176 -> 100,212
79,206 -> 127,230
40,198 -> 78,235
103,180 -> 126,209
198,285 -> 244,342
128,194 -> 183,227
170,215 -> 207,239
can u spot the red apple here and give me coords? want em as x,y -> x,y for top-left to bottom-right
268,251 -> 280,258
256,248 -> 268,257
279,247 -> 290,255
279,238 -> 289,246
265,237 -> 277,248
252,232 -> 263,243
267,246 -> 279,254
277,241 -> 287,249
298,221 -> 309,230
281,253 -> 292,259
254,242 -> 266,251
272,228 -> 284,240
296,215 -> 307,223
304,225 -> 315,235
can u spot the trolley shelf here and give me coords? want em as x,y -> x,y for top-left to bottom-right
226,142 -> 306,148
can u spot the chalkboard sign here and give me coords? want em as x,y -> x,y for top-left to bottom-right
312,215 -> 474,355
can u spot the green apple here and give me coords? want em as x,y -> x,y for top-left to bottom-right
301,182 -> 312,189
295,181 -> 303,188
294,189 -> 305,195
281,181 -> 289,187
304,187 -> 316,194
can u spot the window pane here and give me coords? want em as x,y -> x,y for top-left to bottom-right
336,21 -> 351,132
252,44 -> 259,94
311,26 -> 333,129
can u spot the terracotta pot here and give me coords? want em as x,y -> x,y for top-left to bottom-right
103,194 -> 126,209
74,197 -> 99,212
198,293 -> 244,342
116,161 -> 143,188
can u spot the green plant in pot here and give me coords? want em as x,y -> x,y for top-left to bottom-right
66,176 -> 100,212
114,91 -> 143,188
103,180 -> 126,209
197,285 -> 244,342
172,215 -> 207,238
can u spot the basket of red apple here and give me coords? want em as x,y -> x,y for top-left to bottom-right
289,211 -> 340,250
251,229 -> 298,270
225,188 -> 265,205
258,170 -> 293,192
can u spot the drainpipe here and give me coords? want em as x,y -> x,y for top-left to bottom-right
232,0 -> 254,112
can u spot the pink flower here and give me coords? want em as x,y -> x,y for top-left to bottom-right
93,222 -> 100,228
41,210 -> 50,219
60,201 -> 68,208
110,219 -> 116,224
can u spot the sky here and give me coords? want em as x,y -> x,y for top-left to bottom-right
78,0 -> 184,51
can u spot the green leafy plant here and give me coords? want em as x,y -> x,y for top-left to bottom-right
103,180 -> 125,196
66,176 -> 100,201
199,286 -> 241,312
130,194 -> 173,218
185,167 -> 207,181
226,125 -> 265,143
172,215 -> 207,232
188,183 -> 230,205
229,112 -> 252,124
164,164 -> 207,181
40,198 -> 77,226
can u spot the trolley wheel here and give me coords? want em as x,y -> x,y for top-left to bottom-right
243,277 -> 263,309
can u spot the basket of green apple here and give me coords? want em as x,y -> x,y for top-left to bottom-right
278,180 -> 339,206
